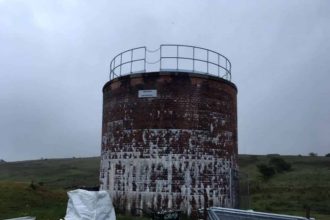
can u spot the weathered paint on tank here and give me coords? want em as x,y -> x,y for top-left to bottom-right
100,72 -> 238,216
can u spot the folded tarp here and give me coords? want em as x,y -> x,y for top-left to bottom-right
64,189 -> 116,220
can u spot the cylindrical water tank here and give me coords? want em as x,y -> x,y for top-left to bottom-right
100,45 -> 238,216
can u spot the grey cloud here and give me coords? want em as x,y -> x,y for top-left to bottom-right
1,0 -> 330,161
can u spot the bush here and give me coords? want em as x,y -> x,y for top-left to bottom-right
257,164 -> 275,180
325,153 -> 330,157
30,181 -> 37,190
269,157 -> 291,173
309,152 -> 317,157
256,157 -> 291,180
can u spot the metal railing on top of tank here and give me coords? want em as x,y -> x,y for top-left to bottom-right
109,44 -> 232,81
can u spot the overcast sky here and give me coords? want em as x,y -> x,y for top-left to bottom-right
1,0 -> 329,161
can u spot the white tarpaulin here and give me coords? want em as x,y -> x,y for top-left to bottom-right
64,189 -> 116,220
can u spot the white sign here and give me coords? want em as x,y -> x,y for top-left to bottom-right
138,90 -> 157,98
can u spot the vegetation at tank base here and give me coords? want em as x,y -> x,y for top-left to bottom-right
0,155 -> 329,219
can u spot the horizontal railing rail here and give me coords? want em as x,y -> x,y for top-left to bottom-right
109,44 -> 231,81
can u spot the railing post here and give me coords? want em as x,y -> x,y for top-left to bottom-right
120,54 -> 122,75
218,55 -> 220,78
207,50 -> 209,74
193,47 -> 195,72
144,47 -> 146,72
130,49 -> 133,74
160,45 -> 162,71
176,45 -> 179,70
230,62 -> 232,81
226,60 -> 228,79
110,62 -> 112,80
113,58 -> 116,78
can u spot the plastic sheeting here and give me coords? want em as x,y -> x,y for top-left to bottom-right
64,189 -> 116,220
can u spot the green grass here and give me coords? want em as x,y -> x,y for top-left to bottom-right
0,155 -> 329,219
0,181 -> 67,219
0,157 -> 100,189
239,155 -> 330,219
0,157 -> 100,219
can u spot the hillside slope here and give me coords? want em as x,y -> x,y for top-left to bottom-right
0,155 -> 329,219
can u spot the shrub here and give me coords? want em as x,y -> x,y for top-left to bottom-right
269,157 -> 291,173
309,152 -> 317,157
257,163 -> 275,180
325,153 -> 330,157
30,181 -> 37,190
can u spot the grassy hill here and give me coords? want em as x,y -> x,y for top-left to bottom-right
0,155 -> 329,219
239,155 -> 330,220
0,157 -> 100,189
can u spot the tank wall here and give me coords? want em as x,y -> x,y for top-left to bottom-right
100,72 -> 238,215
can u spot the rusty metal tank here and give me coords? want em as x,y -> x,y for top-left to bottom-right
100,45 -> 238,216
